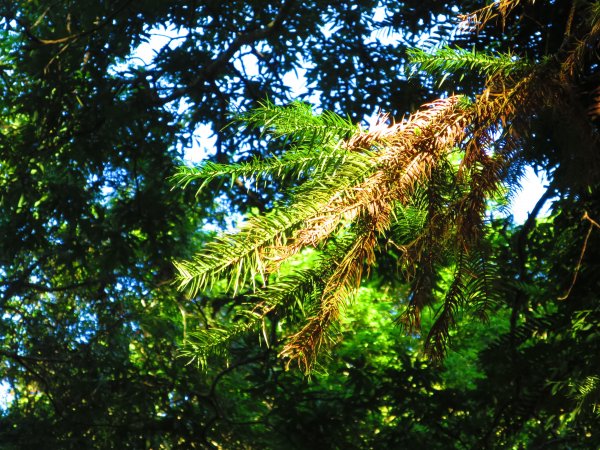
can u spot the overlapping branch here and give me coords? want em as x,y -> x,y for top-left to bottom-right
173,0 -> 600,371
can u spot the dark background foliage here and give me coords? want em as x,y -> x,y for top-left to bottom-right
0,0 -> 598,448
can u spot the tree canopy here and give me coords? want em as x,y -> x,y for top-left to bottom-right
1,0 -> 599,448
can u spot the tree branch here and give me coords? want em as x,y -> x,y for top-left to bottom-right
558,211 -> 600,300
16,0 -> 134,45
0,349 -> 63,414
0,349 -> 67,363
513,180 -> 557,327
20,280 -> 101,293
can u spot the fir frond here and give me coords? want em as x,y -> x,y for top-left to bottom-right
408,46 -> 528,83
172,100 -> 368,196
390,203 -> 428,245
180,267 -> 327,369
421,247 -> 502,359
171,144 -> 373,195
280,223 -> 383,371
571,375 -> 600,416
237,99 -> 358,145
461,250 -> 502,320
180,321 -> 254,369
561,1 -> 600,79
424,251 -> 466,359
174,195 -> 320,297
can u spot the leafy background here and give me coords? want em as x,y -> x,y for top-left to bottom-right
1,0 -> 599,448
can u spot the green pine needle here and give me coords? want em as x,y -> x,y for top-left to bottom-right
407,46 -> 529,83
237,99 -> 358,144
171,144 -> 372,196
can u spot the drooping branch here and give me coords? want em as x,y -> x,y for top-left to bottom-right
173,0 -> 600,370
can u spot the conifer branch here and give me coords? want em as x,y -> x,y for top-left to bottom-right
408,46 -> 528,82
238,99 -> 358,144
172,145 -> 372,195
173,0 -> 600,369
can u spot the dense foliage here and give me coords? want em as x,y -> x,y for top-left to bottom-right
1,0 -> 599,448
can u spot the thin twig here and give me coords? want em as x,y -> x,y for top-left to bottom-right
558,211 -> 600,300
564,1 -> 576,37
